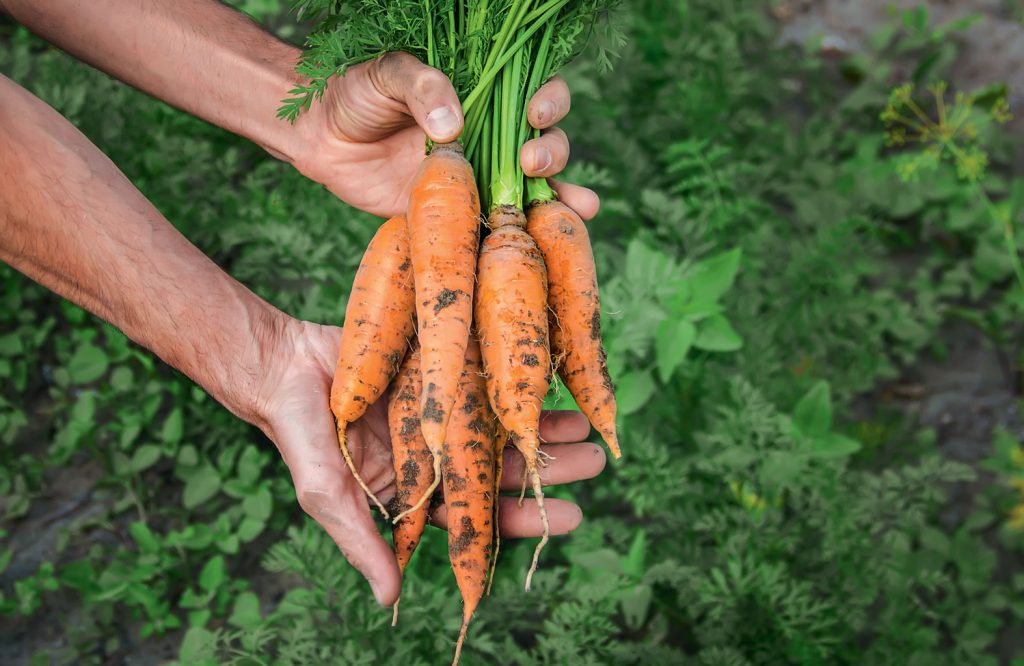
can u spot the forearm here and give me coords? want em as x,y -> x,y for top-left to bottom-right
0,0 -> 310,164
0,74 -> 283,429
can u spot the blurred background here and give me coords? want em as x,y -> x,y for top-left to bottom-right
1,1 -> 1023,664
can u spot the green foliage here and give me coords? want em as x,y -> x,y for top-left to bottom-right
2,1 -> 1024,664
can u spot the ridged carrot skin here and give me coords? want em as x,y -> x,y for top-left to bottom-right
475,206 -> 551,590
443,337 -> 500,666
526,200 -> 620,458
330,215 -> 416,517
388,344 -> 433,625
406,142 -> 481,493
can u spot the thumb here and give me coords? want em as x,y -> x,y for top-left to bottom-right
369,51 -> 464,143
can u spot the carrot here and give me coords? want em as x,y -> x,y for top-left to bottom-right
526,200 -> 620,458
398,142 -> 482,523
387,343 -> 433,626
442,337 -> 501,666
330,215 -> 416,518
474,206 -> 551,591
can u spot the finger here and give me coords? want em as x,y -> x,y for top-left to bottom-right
431,496 -> 583,537
500,442 -> 606,490
527,76 -> 571,129
550,179 -> 601,221
369,51 -> 464,142
538,409 -> 591,443
295,477 -> 402,607
521,127 -> 569,178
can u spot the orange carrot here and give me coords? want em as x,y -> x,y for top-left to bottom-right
330,215 -> 416,518
442,337 -> 500,666
388,343 -> 433,626
474,206 -> 551,591
526,200 -> 619,458
399,142 -> 481,521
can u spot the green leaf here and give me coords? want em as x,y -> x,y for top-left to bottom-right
621,530 -> 646,579
228,591 -> 262,629
130,445 -> 162,473
188,609 -> 212,628
161,407 -> 184,444
235,446 -> 263,486
129,522 -> 161,554
178,627 -> 217,664
183,464 -> 221,510
0,333 -> 24,356
67,343 -> 109,384
793,381 -> 832,437
693,315 -> 743,352
236,517 -> 265,543
199,555 -> 226,593
619,583 -> 652,630
59,560 -> 97,591
178,445 -> 199,467
685,247 -> 741,304
617,370 -> 655,416
808,433 -> 861,459
110,366 -> 134,391
655,319 -> 695,383
242,486 -> 273,522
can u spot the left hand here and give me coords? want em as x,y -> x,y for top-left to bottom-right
290,51 -> 600,220
256,318 -> 607,606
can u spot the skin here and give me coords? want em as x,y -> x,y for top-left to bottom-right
0,0 -> 600,220
0,0 -> 607,606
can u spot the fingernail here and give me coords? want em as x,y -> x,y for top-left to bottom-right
537,100 -> 556,124
533,147 -> 553,173
425,107 -> 459,140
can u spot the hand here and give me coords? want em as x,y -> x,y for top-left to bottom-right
290,51 -> 601,220
256,318 -> 607,606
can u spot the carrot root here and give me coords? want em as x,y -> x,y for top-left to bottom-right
485,442 -> 504,596
337,422 -> 390,519
452,618 -> 470,666
524,467 -> 549,592
392,597 -> 401,627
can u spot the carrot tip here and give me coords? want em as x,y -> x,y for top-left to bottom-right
391,598 -> 400,627
603,431 -> 622,459
337,422 -> 391,520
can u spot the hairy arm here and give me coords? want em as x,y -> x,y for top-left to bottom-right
0,0 -> 311,165
0,73 -> 283,429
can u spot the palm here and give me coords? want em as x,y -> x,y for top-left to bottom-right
264,321 -> 398,506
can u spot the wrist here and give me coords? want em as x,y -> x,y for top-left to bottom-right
250,47 -> 321,167
217,296 -> 293,434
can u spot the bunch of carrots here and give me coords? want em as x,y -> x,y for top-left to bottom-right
285,0 -> 620,662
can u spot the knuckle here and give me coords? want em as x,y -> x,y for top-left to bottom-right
295,483 -> 331,517
370,51 -> 415,95
413,68 -> 450,97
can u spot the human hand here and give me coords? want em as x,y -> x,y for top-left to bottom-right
255,318 -> 607,606
289,52 -> 601,220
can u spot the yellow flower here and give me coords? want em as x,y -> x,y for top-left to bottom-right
955,148 -> 988,182
1009,503 -> 1024,532
992,97 -> 1013,124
